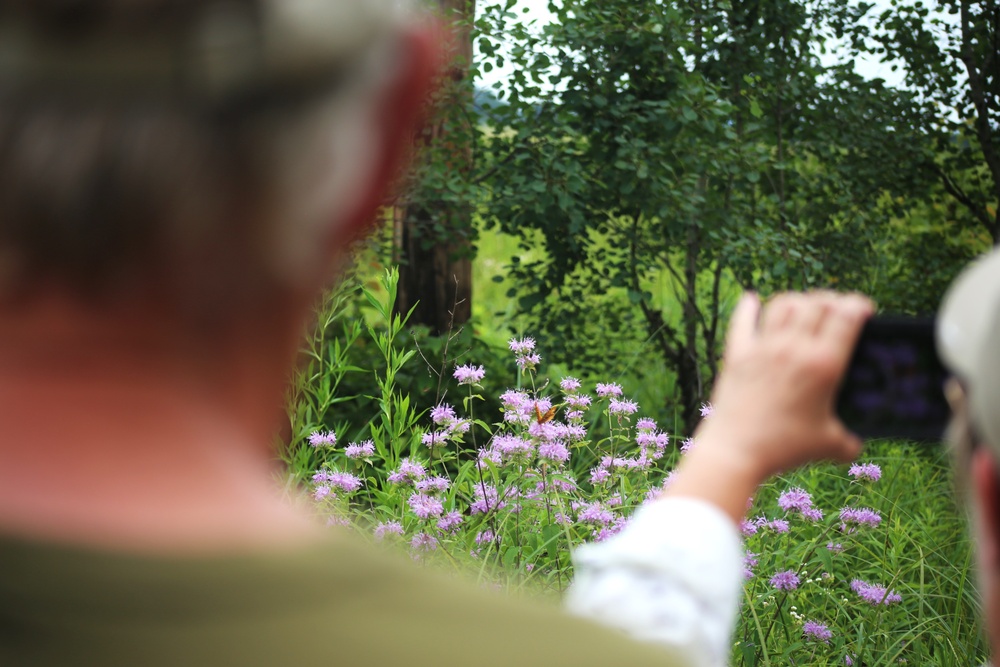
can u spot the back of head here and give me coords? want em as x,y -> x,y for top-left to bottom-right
0,0 -> 405,321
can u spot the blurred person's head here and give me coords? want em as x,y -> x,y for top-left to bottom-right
0,2 -> 443,552
0,0 -> 433,354
937,248 -> 1000,653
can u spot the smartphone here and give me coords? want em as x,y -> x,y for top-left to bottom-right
835,316 -> 951,441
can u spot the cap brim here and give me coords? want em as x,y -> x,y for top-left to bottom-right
937,248 -> 1000,380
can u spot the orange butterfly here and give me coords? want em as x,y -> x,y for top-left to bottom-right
535,403 -> 557,424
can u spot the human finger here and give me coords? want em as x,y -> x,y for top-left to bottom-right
787,292 -> 837,335
826,420 -> 864,463
724,292 -> 761,359
817,294 -> 874,368
760,293 -> 804,334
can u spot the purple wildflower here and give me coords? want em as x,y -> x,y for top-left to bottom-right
770,570 -> 800,590
373,521 -> 404,541
743,552 -> 758,579
642,485 -> 666,504
577,502 -> 614,525
740,519 -> 758,537
533,398 -> 554,413
308,430 -> 336,447
802,620 -> 832,643
680,437 -> 696,453
503,410 -> 531,427
851,579 -> 902,605
313,485 -> 332,501
593,516 -> 629,542
595,382 -> 624,398
344,440 -> 376,459
410,532 -> 438,552
598,455 -> 629,470
560,422 -> 587,442
840,506 -> 882,528
608,398 -> 639,415
640,477 -> 671,505
408,493 -> 444,520
802,507 -> 824,521
508,337 -> 536,355
849,462 -> 882,482
430,404 -> 457,424
762,518 -> 790,534
436,511 -> 463,532
500,390 -> 530,409
590,467 -> 611,484
778,488 -> 814,514
493,434 -> 534,462
475,530 -> 496,546
827,542 -> 844,553
560,377 -> 582,392
700,402 -> 714,417
470,484 -> 505,514
549,477 -> 577,493
526,422 -> 553,443
326,471 -> 362,493
478,447 -> 503,466
421,431 -> 448,449
454,364 -> 486,385
565,394 -> 593,409
387,458 -> 426,484
636,417 -> 657,431
414,476 -> 450,494
636,432 -> 656,448
516,353 -> 542,369
538,442 -> 570,464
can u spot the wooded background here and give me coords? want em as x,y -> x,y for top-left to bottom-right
391,0 -> 997,433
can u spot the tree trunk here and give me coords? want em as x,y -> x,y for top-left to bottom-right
394,204 -> 473,334
394,0 -> 476,335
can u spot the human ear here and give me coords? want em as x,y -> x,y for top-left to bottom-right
971,448 -> 1000,569
333,22 -> 443,246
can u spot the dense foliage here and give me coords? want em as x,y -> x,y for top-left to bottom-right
392,0 -> 997,431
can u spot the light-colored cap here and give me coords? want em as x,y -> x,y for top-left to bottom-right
937,247 -> 1000,449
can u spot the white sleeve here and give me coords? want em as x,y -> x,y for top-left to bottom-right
564,497 -> 744,667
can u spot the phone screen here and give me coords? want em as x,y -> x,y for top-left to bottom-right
835,316 -> 950,441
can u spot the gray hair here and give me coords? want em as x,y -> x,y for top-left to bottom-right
0,0 -> 405,314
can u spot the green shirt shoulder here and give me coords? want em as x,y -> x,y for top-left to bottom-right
0,533 -> 688,666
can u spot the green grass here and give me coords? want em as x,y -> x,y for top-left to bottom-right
738,441 -> 987,666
